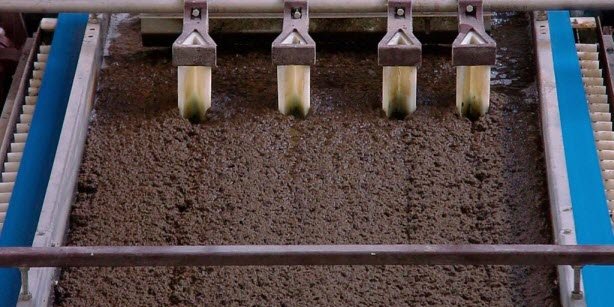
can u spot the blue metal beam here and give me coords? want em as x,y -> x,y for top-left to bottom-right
0,13 -> 87,306
548,11 -> 614,307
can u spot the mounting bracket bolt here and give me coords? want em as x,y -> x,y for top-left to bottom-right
191,8 -> 200,18
88,13 -> 100,24
19,267 -> 32,301
571,265 -> 584,300
292,8 -> 302,19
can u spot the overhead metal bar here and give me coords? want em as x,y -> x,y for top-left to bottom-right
1,0 -> 614,14
1,245 -> 614,268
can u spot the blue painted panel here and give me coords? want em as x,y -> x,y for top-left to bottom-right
0,13 -> 88,306
548,11 -> 614,307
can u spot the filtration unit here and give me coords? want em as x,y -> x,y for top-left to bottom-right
0,1 -> 614,306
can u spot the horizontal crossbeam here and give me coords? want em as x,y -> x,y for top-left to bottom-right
1,0 -> 614,14
1,245 -> 614,268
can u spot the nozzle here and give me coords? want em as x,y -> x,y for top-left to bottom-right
277,65 -> 310,117
378,0 -> 421,119
172,0 -> 216,123
178,66 -> 211,123
452,0 -> 496,119
456,65 -> 490,119
272,0 -> 316,117
382,66 -> 417,118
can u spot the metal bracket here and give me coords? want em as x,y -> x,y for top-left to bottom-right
452,0 -> 496,66
172,0 -> 217,67
0,13 -> 27,49
0,29 -> 13,49
378,0 -> 422,67
272,0 -> 316,66
0,47 -> 20,62
0,35 -> 19,62
534,11 -> 548,22
0,27 -> 20,104
0,15 -> 22,63
88,13 -> 100,24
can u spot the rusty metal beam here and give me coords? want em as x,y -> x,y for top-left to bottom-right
2,0 -> 614,14
1,245 -> 614,268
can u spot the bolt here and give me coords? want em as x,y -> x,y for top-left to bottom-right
607,47 -> 614,54
396,8 -> 405,17
293,9 -> 302,19
571,266 -> 584,300
466,5 -> 474,13
19,267 -> 32,301
88,13 -> 99,24
191,8 -> 200,18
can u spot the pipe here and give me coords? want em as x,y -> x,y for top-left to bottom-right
1,0 -> 614,14
1,245 -> 614,267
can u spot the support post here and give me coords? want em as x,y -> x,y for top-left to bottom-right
18,267 -> 31,301
571,265 -> 583,300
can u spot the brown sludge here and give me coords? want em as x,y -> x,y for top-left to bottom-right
55,13 -> 559,306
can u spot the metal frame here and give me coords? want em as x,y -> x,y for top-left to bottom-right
0,0 -> 612,304
532,11 -> 584,306
1,0 -> 614,14
0,34 -> 37,177
548,10 -> 614,306
0,13 -> 27,48
16,14 -> 109,307
0,13 -> 27,105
